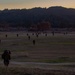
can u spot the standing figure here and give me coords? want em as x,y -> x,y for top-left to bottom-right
17,34 -> 19,37
27,33 -> 29,36
32,33 -> 34,35
2,50 -> 11,66
36,34 -> 38,38
5,34 -> 7,38
0,39 -> 1,43
45,33 -> 47,36
33,40 -> 35,45
28,36 -> 30,40
52,31 -> 54,36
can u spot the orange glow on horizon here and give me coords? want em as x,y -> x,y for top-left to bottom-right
0,0 -> 75,10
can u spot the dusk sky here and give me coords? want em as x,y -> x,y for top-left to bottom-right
0,0 -> 75,10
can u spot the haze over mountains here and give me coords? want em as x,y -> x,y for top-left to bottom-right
0,6 -> 75,28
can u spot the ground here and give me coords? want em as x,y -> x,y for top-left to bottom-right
0,31 -> 75,62
0,31 -> 75,74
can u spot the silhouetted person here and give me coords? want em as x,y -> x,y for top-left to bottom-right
36,34 -> 38,38
17,34 -> 19,37
45,33 -> 47,36
27,33 -> 29,36
64,32 -> 65,35
0,40 -> 1,43
28,36 -> 30,40
37,35 -> 38,37
32,33 -> 34,35
52,31 -> 54,36
5,34 -> 7,38
8,50 -> 11,54
64,32 -> 67,35
33,40 -> 35,45
2,50 -> 11,66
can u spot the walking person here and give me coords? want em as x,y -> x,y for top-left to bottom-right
33,40 -> 35,45
0,39 -> 1,43
2,50 -> 11,67
28,36 -> 30,40
45,33 -> 47,36
17,34 -> 19,37
52,31 -> 54,36
5,34 -> 7,38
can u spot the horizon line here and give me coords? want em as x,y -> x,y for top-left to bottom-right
0,6 -> 75,11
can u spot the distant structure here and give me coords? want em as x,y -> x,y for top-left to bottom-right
29,21 -> 51,31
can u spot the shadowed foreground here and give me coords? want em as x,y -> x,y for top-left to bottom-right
0,66 -> 75,75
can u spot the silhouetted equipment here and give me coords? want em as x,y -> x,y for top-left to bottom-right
33,40 -> 35,45
2,50 -> 11,66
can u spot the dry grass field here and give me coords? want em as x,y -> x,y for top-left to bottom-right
0,66 -> 75,75
0,31 -> 75,62
0,31 -> 75,75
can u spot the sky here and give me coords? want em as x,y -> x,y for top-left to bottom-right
0,0 -> 75,10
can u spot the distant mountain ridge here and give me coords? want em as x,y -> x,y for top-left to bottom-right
0,6 -> 75,28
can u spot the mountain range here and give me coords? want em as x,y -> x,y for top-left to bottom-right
0,6 -> 75,28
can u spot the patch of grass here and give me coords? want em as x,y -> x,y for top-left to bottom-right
30,57 -> 75,63
0,66 -> 74,75
51,57 -> 74,63
0,67 -> 31,75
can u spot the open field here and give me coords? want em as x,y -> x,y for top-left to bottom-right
0,66 -> 75,75
0,31 -> 75,74
0,31 -> 75,63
